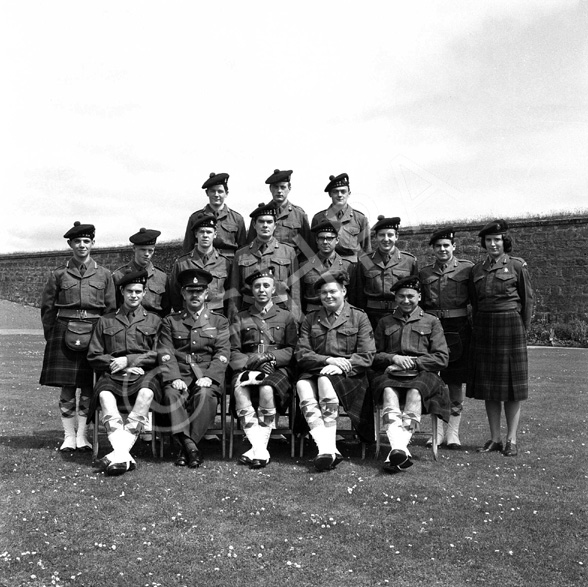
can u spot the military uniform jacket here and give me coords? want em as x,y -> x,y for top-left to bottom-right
170,248 -> 231,313
87,307 -> 161,373
419,258 -> 473,312
40,258 -> 116,338
112,260 -> 170,316
299,253 -> 357,310
356,249 -> 418,307
229,237 -> 301,321
295,302 -> 375,377
229,305 -> 298,372
157,306 -> 230,385
373,307 -> 449,373
246,202 -> 311,257
469,254 -> 534,329
311,205 -> 371,260
182,204 -> 246,256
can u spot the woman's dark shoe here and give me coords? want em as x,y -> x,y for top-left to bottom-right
502,441 -> 518,457
186,448 -> 203,468
314,454 -> 335,472
477,440 -> 503,453
249,458 -> 269,469
174,452 -> 187,467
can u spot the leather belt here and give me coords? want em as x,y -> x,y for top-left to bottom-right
427,308 -> 468,318
185,353 -> 209,364
366,299 -> 397,310
57,309 -> 102,319
244,344 -> 280,353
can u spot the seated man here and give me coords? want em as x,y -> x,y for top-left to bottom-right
295,270 -> 375,472
87,269 -> 161,476
229,267 -> 298,469
158,268 -> 230,468
372,276 -> 450,473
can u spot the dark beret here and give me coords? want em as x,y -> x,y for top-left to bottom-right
63,221 -> 95,240
313,270 -> 350,291
391,276 -> 421,293
116,269 -> 148,288
324,173 -> 349,193
129,227 -> 161,245
429,226 -> 455,246
178,268 -> 213,289
478,219 -> 509,238
249,201 -> 278,219
265,169 -> 292,184
192,214 -> 217,231
311,220 -> 338,236
202,172 -> 229,190
373,215 -> 401,233
245,265 -> 276,286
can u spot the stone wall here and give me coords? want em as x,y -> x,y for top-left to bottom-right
1,216 -> 587,323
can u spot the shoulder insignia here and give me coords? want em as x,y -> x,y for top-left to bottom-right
219,356 -> 228,363
161,354 -> 171,363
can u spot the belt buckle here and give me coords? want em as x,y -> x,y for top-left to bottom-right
384,300 -> 392,310
79,309 -> 87,319
438,310 -> 446,319
257,344 -> 265,353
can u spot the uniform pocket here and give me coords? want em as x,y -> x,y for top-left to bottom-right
338,327 -> 359,354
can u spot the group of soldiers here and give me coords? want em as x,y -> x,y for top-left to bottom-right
40,168 -> 493,476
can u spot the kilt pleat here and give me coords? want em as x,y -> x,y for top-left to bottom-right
466,311 -> 528,401
230,368 -> 293,414
39,319 -> 95,388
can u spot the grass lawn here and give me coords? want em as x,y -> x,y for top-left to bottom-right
1,337 -> 586,587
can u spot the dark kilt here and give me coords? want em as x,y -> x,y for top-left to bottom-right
87,370 -> 161,423
439,317 -> 471,384
298,371 -> 374,442
467,310 -> 528,402
39,318 -> 97,388
372,371 -> 450,422
231,367 -> 293,414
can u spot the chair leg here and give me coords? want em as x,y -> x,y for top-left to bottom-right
431,415 -> 438,461
220,392 -> 227,460
374,406 -> 381,458
92,409 -> 99,459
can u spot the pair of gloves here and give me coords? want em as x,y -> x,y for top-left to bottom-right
245,352 -> 277,374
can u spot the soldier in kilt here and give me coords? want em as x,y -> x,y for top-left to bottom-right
87,270 -> 161,476
40,222 -> 115,452
295,270 -> 375,472
372,276 -> 450,473
229,267 -> 298,469
468,220 -> 534,458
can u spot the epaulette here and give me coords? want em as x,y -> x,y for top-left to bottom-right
455,257 -> 475,266
348,303 -> 367,314
279,241 -> 297,253
400,250 -> 417,259
153,264 -> 167,272
420,262 -> 435,270
509,256 -> 527,268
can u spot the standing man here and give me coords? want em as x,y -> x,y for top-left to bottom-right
295,271 -> 375,472
356,216 -> 418,329
419,227 -> 473,449
87,270 -> 161,476
229,267 -> 298,468
112,227 -> 170,317
372,277 -> 449,473
311,173 -> 371,262
158,268 -> 230,468
229,202 -> 301,321
40,221 -> 116,452
182,172 -> 246,258
171,215 -> 231,315
299,220 -> 357,313
246,169 -> 311,259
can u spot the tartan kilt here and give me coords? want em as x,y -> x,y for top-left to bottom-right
230,367 -> 293,414
299,371 -> 374,442
39,319 -> 96,388
372,371 -> 450,422
87,370 -> 161,423
467,310 -> 528,401
439,317 -> 471,384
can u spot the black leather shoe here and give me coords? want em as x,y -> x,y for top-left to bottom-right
477,440 -> 503,453
387,449 -> 412,469
332,453 -> 344,468
314,454 -> 335,472
94,456 -> 112,471
502,441 -> 518,457
446,443 -> 462,451
382,461 -> 401,474
237,454 -> 253,466
250,458 -> 269,469
187,448 -> 203,468
105,462 -> 129,477
174,452 -> 187,467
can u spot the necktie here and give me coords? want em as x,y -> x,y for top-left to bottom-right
337,209 -> 344,220
79,264 -> 86,276
259,243 -> 267,253
202,254 -> 209,265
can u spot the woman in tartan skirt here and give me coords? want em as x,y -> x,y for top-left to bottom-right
467,220 -> 534,457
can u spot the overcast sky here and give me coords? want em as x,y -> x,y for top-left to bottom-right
1,0 -> 586,254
